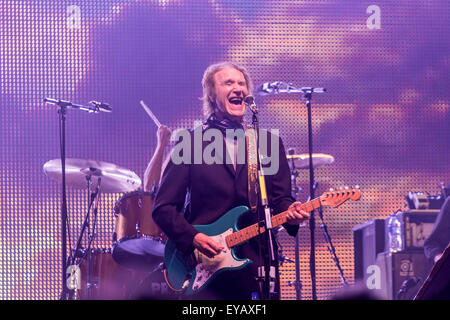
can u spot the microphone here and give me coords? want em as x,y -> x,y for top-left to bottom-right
255,82 -> 281,95
44,98 -> 112,113
299,87 -> 327,94
244,95 -> 255,106
397,277 -> 421,299
255,81 -> 326,95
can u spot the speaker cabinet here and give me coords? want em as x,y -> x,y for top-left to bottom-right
372,251 -> 430,300
353,219 -> 385,281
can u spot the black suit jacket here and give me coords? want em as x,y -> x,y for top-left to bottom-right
152,127 -> 298,299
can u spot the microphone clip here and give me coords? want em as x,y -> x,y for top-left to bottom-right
89,101 -> 112,113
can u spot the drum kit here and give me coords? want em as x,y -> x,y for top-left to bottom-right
43,152 -> 334,299
43,158 -> 170,299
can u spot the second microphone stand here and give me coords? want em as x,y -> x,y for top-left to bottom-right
248,101 -> 278,300
288,150 -> 303,300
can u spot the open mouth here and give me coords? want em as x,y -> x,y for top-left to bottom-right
228,97 -> 243,105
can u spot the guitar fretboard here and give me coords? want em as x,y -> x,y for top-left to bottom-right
225,197 -> 323,248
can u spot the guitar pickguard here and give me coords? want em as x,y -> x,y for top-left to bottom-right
191,228 -> 247,291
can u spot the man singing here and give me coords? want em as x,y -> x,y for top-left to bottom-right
152,61 -> 309,300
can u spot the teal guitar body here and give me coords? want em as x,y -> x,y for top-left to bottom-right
163,206 -> 252,295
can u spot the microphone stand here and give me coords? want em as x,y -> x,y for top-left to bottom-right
44,98 -> 110,300
304,90 -> 318,300
254,83 -> 326,299
249,101 -> 277,300
56,101 -> 69,300
304,92 -> 347,296
288,150 -> 303,300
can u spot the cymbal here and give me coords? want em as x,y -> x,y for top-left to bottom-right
286,153 -> 334,170
43,158 -> 141,193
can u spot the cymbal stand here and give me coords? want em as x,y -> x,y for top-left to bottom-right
69,176 -> 101,299
85,177 -> 102,299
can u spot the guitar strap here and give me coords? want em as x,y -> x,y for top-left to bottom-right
246,127 -> 258,214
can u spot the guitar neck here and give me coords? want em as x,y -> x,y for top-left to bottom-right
225,197 -> 322,248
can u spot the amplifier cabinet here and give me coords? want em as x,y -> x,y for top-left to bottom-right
385,210 -> 439,252
372,251 -> 430,300
353,219 -> 385,281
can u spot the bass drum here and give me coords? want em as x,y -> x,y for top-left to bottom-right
78,248 -> 148,300
112,190 -> 166,271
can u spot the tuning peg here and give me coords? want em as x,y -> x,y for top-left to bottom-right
329,188 -> 334,192
344,186 -> 349,190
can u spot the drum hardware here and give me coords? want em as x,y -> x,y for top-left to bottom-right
287,149 -> 336,300
43,155 -> 141,299
287,150 -> 334,198
136,221 -> 142,235
71,175 -> 102,300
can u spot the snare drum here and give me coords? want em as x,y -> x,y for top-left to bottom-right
112,190 -> 166,271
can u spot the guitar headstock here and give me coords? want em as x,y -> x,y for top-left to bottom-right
320,186 -> 361,208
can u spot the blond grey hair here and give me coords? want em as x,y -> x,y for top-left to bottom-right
201,61 -> 254,119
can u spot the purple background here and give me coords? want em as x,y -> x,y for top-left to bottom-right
0,0 -> 449,299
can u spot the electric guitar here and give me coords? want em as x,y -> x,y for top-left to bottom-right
163,187 -> 361,295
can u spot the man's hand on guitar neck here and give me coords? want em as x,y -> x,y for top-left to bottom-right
193,233 -> 224,258
192,202 -> 309,257
286,201 -> 310,225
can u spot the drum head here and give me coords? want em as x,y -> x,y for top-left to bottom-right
112,237 -> 165,271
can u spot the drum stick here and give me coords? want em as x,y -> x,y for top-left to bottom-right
140,100 -> 161,128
